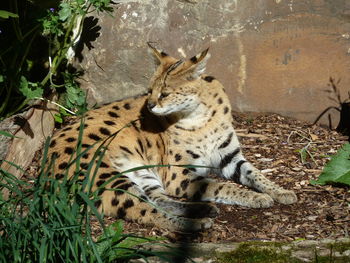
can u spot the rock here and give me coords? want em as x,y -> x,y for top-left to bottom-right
0,99 -> 57,199
74,0 -> 350,127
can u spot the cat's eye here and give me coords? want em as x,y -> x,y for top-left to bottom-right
159,93 -> 169,99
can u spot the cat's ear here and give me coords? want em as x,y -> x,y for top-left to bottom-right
168,48 -> 210,80
147,42 -> 178,65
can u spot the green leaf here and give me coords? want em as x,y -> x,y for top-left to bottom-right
0,130 -> 21,139
0,10 -> 19,19
58,2 -> 71,21
0,75 -> 4,82
54,114 -> 63,124
19,76 -> 43,99
311,143 -> 350,186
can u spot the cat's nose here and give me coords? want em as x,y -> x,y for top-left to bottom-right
147,101 -> 156,110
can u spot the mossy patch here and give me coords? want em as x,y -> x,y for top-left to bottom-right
216,242 -> 302,263
215,241 -> 350,263
325,241 -> 350,254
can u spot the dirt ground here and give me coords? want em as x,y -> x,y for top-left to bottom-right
26,112 -> 350,243
109,113 -> 350,243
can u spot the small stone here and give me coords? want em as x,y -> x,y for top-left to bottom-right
261,168 -> 275,174
259,158 -> 273,162
307,216 -> 318,221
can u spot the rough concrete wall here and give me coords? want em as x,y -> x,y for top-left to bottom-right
74,0 -> 350,127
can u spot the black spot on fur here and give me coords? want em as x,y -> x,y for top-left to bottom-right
80,163 -> 89,170
50,140 -> 56,147
123,103 -> 131,110
219,148 -> 240,169
55,173 -> 64,179
144,185 -> 161,195
231,160 -> 246,184
58,162 -> 68,170
140,209 -> 147,216
160,51 -> 168,57
224,106 -> 229,114
218,98 -> 223,104
111,179 -> 126,188
111,198 -> 119,206
88,133 -> 101,141
175,187 -> 180,195
94,200 -> 102,208
99,173 -> 111,179
214,188 -> 220,195
112,105 -> 120,111
51,152 -> 59,159
151,208 -> 157,214
204,76 -> 215,82
82,153 -> 89,159
100,161 -> 109,168
190,55 -> 198,63
97,187 -> 105,195
186,150 -> 200,159
123,199 -> 134,209
182,169 -> 189,175
218,132 -> 233,149
211,110 -> 217,117
99,127 -> 111,136
117,183 -> 134,192
82,143 -> 91,148
146,138 -> 152,148
63,127 -> 72,132
117,208 -> 126,218
175,153 -> 182,162
76,124 -> 88,131
59,133 -> 66,138
96,180 -> 105,187
180,179 -> 190,190
173,139 -> 180,145
108,111 -> 119,118
104,120 -> 116,125
171,173 -> 177,180
87,117 -> 94,120
65,137 -> 76,143
192,183 -> 208,201
64,147 -> 74,154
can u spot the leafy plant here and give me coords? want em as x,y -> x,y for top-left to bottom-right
0,0 -> 114,121
311,143 -> 350,186
0,120 -> 177,262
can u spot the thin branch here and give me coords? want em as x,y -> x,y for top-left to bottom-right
34,97 -> 76,115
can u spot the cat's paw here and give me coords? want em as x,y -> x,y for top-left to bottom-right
245,193 -> 274,208
270,189 -> 297,205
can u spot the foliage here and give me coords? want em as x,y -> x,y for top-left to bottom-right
0,120 -> 177,262
311,143 -> 350,186
0,0 -> 113,121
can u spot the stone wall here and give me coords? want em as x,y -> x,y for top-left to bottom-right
75,0 -> 350,127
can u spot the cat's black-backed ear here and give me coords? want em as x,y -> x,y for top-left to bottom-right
168,47 -> 210,79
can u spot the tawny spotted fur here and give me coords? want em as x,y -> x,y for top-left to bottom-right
47,44 -> 297,231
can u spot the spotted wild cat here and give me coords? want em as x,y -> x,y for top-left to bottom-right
47,43 -> 297,231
